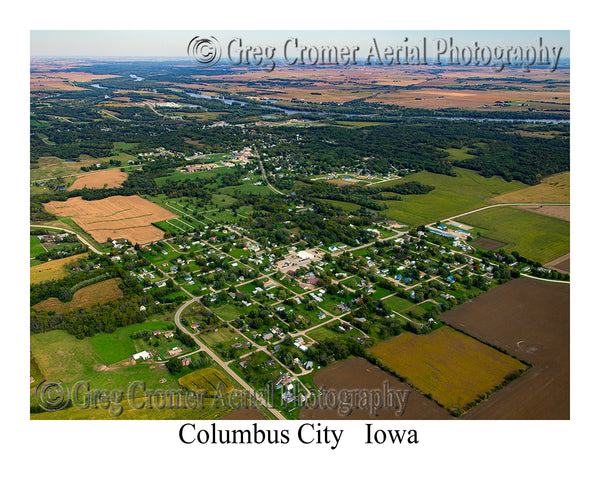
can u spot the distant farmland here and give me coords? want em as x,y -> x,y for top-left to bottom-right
369,326 -> 527,414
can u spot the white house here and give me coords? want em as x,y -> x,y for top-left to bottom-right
132,351 -> 152,361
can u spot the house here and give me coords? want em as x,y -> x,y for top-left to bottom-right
139,305 -> 146,311
181,357 -> 191,367
262,332 -> 274,341
132,351 -> 152,361
164,332 -> 174,339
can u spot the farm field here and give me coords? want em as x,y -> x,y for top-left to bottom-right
377,168 -> 528,225
30,156 -> 109,182
43,195 -> 177,244
300,357 -> 451,420
457,206 -> 569,263
514,204 -> 570,221
30,253 -> 87,284
444,277 -> 569,419
369,326 -> 527,413
32,278 -> 123,313
489,171 -> 570,204
68,169 -> 129,190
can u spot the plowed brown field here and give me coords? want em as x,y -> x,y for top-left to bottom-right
43,195 -> 177,244
68,169 -> 128,190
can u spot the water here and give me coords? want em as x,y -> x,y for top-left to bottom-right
129,74 -> 145,82
90,84 -> 107,89
185,92 -> 247,106
183,90 -> 568,124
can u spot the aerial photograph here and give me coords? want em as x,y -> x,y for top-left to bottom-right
29,30 -> 570,422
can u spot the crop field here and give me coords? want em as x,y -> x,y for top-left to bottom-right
469,237 -> 507,251
43,195 -> 178,244
376,168 -> 528,225
489,172 -> 570,204
178,368 -> 235,396
444,277 -> 569,419
30,253 -> 88,284
457,206 -> 569,263
31,156 -> 112,182
369,326 -> 527,413
300,357 -> 451,420
32,278 -> 123,313
514,205 -> 570,221
68,169 -> 129,190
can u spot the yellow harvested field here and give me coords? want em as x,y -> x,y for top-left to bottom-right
32,278 -> 123,313
514,205 -> 570,221
30,253 -> 88,284
43,195 -> 177,244
489,172 -> 570,204
369,326 -> 527,412
68,169 -> 129,191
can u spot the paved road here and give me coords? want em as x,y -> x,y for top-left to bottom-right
173,297 -> 286,420
30,224 -> 106,255
258,160 -> 286,196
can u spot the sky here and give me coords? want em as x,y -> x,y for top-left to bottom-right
30,30 -> 569,58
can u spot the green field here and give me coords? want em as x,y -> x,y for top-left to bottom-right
378,168 -> 528,225
457,206 -> 570,263
307,324 -> 357,342
88,320 -> 175,365
440,147 -> 477,161
382,295 -> 414,313
30,330 -> 181,394
30,235 -> 47,257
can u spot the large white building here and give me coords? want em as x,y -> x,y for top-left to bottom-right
132,351 -> 152,361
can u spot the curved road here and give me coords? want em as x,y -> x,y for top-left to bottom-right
174,297 -> 286,420
30,224 -> 106,255
258,160 -> 286,196
438,202 -> 570,225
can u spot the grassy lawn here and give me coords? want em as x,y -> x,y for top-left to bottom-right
457,206 -> 570,263
306,324 -> 357,342
382,295 -> 414,313
197,327 -> 240,347
30,235 -> 47,257
88,320 -> 175,365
